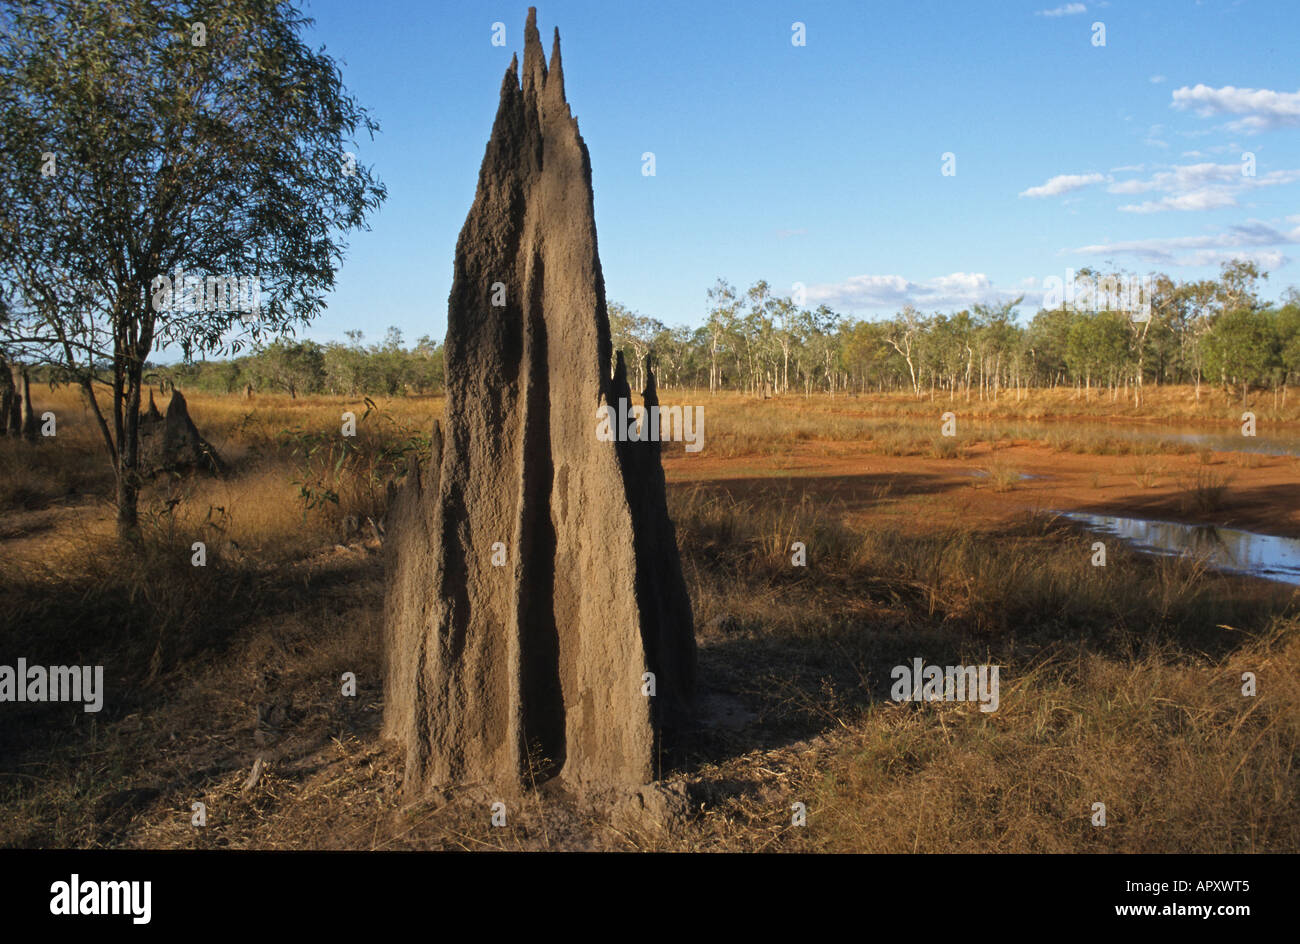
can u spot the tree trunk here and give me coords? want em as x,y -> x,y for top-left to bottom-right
0,358 -> 15,436
115,367 -> 144,538
115,468 -> 140,535
20,370 -> 39,442
6,371 -> 19,435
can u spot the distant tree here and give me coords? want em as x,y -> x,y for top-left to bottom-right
1182,278 -> 1221,400
1204,308 -> 1276,406
253,339 -> 325,397
804,304 -> 842,394
608,302 -> 663,391
704,279 -> 739,394
840,317 -> 891,394
408,335 -> 444,394
1216,259 -> 1265,313
371,325 -> 411,395
742,280 -> 776,397
1277,290 -> 1300,399
771,295 -> 798,394
212,359 -> 242,395
972,298 -> 1023,402
1026,307 -> 1072,388
1065,314 -> 1099,396
886,306 -> 927,399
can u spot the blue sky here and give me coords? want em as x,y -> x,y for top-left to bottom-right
295,0 -> 1300,347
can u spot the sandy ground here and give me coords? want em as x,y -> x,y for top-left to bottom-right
664,439 -> 1300,539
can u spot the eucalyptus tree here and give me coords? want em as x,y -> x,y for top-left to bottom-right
1204,308 -> 1276,406
0,0 -> 385,535
885,305 -> 927,399
704,278 -> 739,395
608,302 -> 663,391
742,280 -> 776,396
803,304 -> 842,394
971,298 -> 1022,402
1278,290 -> 1300,400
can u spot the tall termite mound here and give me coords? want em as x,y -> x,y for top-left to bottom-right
384,8 -> 695,795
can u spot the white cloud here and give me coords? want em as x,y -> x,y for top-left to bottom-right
1036,3 -> 1087,16
1241,168 -> 1298,187
1176,249 -> 1287,269
1172,84 -> 1300,132
1118,190 -> 1238,213
1108,162 -> 1242,195
1070,221 -> 1300,266
1150,75 -> 1166,84
1104,163 -> 1300,213
1019,172 -> 1106,198
806,272 -> 1027,313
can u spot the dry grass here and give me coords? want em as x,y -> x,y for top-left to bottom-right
1,385 -> 1297,851
693,386 -> 1294,462
763,382 -> 1300,425
981,458 -> 1022,492
1128,457 -> 1165,489
694,627 -> 1300,853
1177,468 -> 1236,514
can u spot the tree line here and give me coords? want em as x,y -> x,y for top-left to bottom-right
611,261 -> 1300,407
138,258 -> 1300,408
159,328 -> 443,398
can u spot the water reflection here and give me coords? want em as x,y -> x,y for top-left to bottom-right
1060,512 -> 1300,586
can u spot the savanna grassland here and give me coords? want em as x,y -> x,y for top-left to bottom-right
1,383 -> 1298,851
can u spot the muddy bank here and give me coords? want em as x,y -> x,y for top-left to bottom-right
664,439 -> 1300,541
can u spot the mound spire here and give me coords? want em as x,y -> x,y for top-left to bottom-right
383,8 -> 695,796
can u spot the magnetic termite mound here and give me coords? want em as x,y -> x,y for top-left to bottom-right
383,8 -> 696,796
138,389 -> 223,476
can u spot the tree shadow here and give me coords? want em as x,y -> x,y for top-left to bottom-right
0,550 -> 383,763
674,469 -> 975,513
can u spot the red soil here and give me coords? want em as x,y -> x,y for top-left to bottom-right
663,439 -> 1300,540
